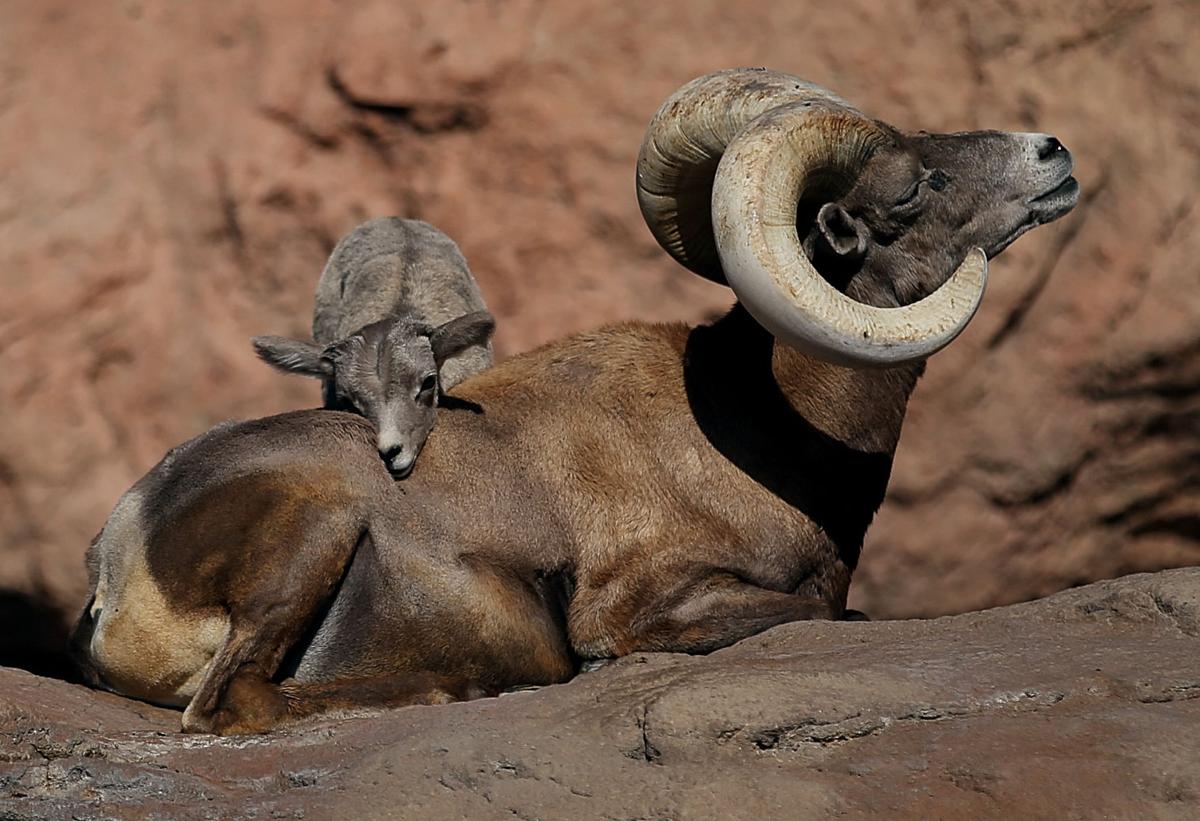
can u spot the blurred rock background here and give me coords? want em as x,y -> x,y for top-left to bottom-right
0,0 -> 1196,674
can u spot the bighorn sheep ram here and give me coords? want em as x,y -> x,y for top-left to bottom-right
253,218 -> 495,477
71,69 -> 1080,734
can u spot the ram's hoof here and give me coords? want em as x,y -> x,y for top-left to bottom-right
499,684 -> 544,696
579,657 -> 616,674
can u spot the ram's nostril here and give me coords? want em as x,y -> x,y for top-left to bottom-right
1038,136 -> 1066,161
382,444 -> 404,462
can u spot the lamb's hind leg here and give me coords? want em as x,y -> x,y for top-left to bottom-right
573,563 -> 838,658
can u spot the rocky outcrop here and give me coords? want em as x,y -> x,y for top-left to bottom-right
2,569 -> 1199,819
1,1 -> 1197,673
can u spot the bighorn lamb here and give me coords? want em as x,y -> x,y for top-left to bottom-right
71,69 -> 1080,734
253,218 -> 495,477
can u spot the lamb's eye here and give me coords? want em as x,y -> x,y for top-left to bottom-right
419,374 -> 437,394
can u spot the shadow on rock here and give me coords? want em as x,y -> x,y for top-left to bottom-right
0,589 -> 79,682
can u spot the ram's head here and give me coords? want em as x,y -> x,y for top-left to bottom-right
638,69 -> 1079,366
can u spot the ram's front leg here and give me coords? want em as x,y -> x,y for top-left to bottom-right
572,564 -> 838,658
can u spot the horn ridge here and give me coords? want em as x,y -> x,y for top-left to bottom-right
636,68 -> 859,284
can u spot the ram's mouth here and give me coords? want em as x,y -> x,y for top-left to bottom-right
389,461 -> 415,480
986,174 -> 1081,258
1030,175 -> 1080,212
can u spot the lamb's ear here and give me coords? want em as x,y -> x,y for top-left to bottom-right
251,336 -> 332,379
430,311 -> 496,369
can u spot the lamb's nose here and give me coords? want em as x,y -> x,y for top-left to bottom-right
1038,136 -> 1067,161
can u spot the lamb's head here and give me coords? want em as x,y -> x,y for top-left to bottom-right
637,69 -> 1080,366
252,311 -> 494,477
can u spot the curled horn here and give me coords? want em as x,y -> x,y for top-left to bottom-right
636,68 -> 987,367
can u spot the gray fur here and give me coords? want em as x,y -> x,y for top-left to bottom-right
313,217 -> 492,389
253,218 -> 495,476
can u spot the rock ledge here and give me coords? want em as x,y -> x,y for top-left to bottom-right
3,569 -> 1199,819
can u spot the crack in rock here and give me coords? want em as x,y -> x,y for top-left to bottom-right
625,705 -> 661,764
740,691 -> 1067,752
327,68 -> 488,134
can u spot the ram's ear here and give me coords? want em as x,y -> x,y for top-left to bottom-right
816,202 -> 870,259
430,311 -> 495,369
251,336 -> 332,379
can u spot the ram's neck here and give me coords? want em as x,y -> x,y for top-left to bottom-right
774,345 -> 923,457
680,304 -> 921,568
687,304 -> 923,458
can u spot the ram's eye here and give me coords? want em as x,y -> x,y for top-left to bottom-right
419,374 -> 437,394
895,181 -> 922,206
928,169 -> 950,191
